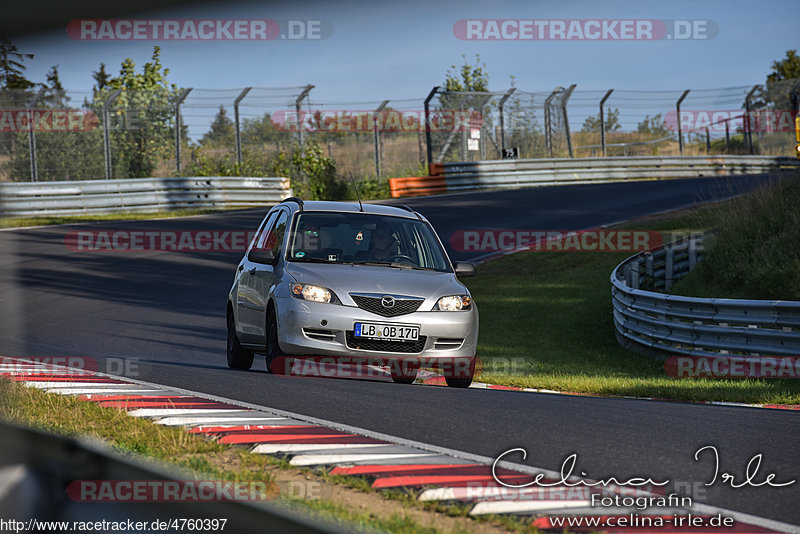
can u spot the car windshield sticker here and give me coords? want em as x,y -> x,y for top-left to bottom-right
356,231 -> 363,242
296,251 -> 306,257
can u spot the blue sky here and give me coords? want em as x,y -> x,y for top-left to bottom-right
12,0 -> 799,137
16,0 -> 798,94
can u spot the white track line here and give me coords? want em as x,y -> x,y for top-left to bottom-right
252,443 -> 393,454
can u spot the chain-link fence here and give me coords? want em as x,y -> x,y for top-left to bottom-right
1,79 -> 798,183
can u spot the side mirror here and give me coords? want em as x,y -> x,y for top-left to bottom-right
248,249 -> 275,265
454,262 -> 475,277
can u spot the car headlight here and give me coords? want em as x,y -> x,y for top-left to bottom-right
434,295 -> 472,311
290,283 -> 337,304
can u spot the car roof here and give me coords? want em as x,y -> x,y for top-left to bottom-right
282,200 -> 419,219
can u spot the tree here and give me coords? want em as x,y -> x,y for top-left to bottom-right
200,105 -> 235,147
637,114 -> 670,136
753,49 -> 800,113
444,54 -> 489,93
581,108 -> 621,133
92,46 -> 182,178
0,39 -> 35,93
92,63 -> 110,92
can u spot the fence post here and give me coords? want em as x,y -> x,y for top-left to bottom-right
744,85 -> 759,155
599,89 -> 614,157
234,87 -> 252,167
174,88 -> 192,174
561,84 -> 577,158
705,127 -> 711,154
102,89 -> 122,180
373,100 -> 389,179
544,87 -> 561,158
498,87 -> 516,153
423,86 -> 439,167
294,84 -> 314,148
676,90 -> 690,155
725,120 -> 730,152
27,87 -> 46,182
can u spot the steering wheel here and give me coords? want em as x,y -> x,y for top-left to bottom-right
386,254 -> 416,264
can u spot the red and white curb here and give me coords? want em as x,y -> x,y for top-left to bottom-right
1,357 -> 798,533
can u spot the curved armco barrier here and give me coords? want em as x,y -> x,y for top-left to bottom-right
0,176 -> 292,217
611,234 -> 800,360
389,155 -> 800,197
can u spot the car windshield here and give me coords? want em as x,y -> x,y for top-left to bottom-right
288,212 -> 450,272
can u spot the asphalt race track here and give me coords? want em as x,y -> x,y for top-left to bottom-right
1,175 -> 798,525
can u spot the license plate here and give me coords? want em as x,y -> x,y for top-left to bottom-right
354,322 -> 420,342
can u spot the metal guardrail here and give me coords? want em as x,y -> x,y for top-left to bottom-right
0,419 -> 340,533
611,234 -> 800,358
0,176 -> 292,217
389,155 -> 800,197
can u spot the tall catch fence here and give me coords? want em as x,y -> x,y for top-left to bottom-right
1,79 -> 797,184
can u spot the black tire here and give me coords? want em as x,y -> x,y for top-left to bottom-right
265,308 -> 285,373
444,357 -> 475,388
391,361 -> 418,384
227,312 -> 254,370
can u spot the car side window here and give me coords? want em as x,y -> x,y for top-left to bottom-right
269,210 -> 289,257
252,211 -> 279,251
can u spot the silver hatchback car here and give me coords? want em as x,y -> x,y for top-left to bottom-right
226,198 -> 479,387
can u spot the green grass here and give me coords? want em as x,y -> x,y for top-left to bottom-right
463,200 -> 800,404
0,208 -> 231,228
670,176 -> 800,300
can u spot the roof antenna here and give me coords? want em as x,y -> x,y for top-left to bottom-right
349,171 -> 364,212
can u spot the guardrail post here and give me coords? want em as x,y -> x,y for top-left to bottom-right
744,85 -> 759,155
27,87 -> 46,182
561,84 -> 577,158
233,87 -> 252,168
676,90 -> 691,155
174,88 -> 192,174
645,252 -> 654,287
498,87 -> 516,153
102,89 -> 122,180
294,84 -> 314,148
373,100 -> 389,179
630,258 -> 640,289
599,89 -> 614,157
423,86 -> 439,167
665,246 -> 674,291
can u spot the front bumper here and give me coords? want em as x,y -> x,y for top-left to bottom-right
275,295 -> 478,363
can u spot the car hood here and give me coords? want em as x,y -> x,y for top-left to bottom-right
285,262 -> 469,309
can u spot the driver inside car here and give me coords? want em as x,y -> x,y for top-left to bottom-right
366,222 -> 401,261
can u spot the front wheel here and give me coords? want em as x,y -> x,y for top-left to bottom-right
265,308 -> 285,373
227,312 -> 254,370
391,361 -> 418,384
444,357 -> 475,388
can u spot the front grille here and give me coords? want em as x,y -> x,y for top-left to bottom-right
345,331 -> 426,353
350,294 -> 424,318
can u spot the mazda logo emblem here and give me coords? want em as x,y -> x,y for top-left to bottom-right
380,296 -> 395,308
